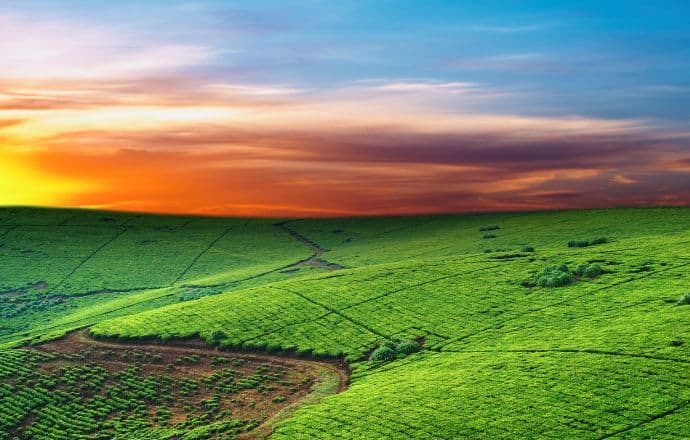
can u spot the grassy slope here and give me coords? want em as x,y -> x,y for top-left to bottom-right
1,207 -> 689,438
0,208 -> 313,346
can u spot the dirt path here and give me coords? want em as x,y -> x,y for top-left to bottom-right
275,222 -> 343,271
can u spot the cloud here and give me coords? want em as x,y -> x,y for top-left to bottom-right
612,175 -> 638,184
0,13 -> 215,81
1,8 -> 688,216
449,53 -> 562,72
364,80 -> 482,94
0,118 -> 25,130
0,77 -> 304,111
12,117 -> 689,216
448,52 -> 655,75
470,24 -> 552,33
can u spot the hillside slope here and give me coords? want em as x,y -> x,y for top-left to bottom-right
1,207 -> 689,438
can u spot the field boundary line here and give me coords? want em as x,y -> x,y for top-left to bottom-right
436,260 -> 690,350
341,264 -> 504,311
274,286 -> 388,339
437,348 -> 690,365
243,311 -> 335,343
0,288 -> 181,346
51,227 -> 130,292
172,228 -> 232,285
0,225 -> 19,240
596,400 -> 690,439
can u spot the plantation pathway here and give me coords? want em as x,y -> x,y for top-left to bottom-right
275,222 -> 344,271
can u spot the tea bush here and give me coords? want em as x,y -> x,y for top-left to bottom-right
573,263 -> 603,278
567,237 -> 609,248
536,264 -> 573,288
370,346 -> 396,362
479,225 -> 500,232
676,293 -> 690,306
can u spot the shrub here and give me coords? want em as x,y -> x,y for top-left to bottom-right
396,340 -> 419,355
583,263 -> 603,278
590,237 -> 609,245
482,234 -> 496,239
479,225 -> 500,232
536,264 -> 573,288
573,263 -> 588,277
370,346 -> 396,362
521,245 -> 535,252
567,237 -> 609,248
573,263 -> 603,279
208,330 -> 227,344
676,293 -> 690,306
381,340 -> 398,351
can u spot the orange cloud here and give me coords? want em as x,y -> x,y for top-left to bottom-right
13,122 -> 690,217
1,13 -> 688,217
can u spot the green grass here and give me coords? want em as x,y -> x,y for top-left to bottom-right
1,206 -> 689,438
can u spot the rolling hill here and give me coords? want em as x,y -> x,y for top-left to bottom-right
0,207 -> 688,439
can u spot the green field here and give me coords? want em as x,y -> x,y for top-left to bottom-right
0,206 -> 689,439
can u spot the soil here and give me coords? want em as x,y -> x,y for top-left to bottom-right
29,330 -> 350,438
275,223 -> 344,271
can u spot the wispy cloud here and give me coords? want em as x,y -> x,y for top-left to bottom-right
470,24 -> 552,33
6,108 -> 687,215
1,3 -> 689,216
0,13 -> 216,80
362,80 -> 482,94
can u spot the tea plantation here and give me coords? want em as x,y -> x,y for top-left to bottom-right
1,207 -> 689,438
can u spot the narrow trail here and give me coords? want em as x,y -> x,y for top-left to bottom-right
275,222 -> 343,271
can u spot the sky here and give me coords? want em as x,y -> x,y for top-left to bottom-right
1,0 -> 689,217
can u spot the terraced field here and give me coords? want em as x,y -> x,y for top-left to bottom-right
0,207 -> 689,438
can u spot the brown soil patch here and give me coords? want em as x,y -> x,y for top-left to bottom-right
28,330 -> 349,438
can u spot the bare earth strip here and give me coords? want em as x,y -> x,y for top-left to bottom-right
29,330 -> 350,439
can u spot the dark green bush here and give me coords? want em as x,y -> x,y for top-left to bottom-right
396,340 -> 419,355
521,245 -> 535,252
536,264 -> 573,288
381,340 -> 398,351
482,234 -> 497,239
208,330 -> 227,344
573,263 -> 603,279
676,293 -> 690,306
370,346 -> 396,362
583,263 -> 603,278
479,225 -> 500,232
567,237 -> 609,248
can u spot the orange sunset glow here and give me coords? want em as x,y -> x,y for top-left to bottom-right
2,3 -> 690,216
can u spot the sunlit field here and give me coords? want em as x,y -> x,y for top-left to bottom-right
0,207 -> 688,438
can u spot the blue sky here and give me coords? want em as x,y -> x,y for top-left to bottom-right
8,0 -> 689,121
1,1 -> 689,215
